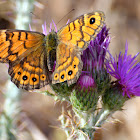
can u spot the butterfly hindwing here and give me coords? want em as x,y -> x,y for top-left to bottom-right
52,42 -> 83,85
8,46 -> 52,90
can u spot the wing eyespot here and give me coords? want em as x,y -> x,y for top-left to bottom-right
22,75 -> 28,80
40,74 -> 46,81
68,70 -> 73,76
90,17 -> 95,24
54,73 -> 59,80
61,74 -> 64,79
18,71 -> 21,75
32,77 -> 37,82
73,65 -> 76,68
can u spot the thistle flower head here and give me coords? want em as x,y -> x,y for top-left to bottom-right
106,42 -> 140,97
77,74 -> 95,89
81,26 -> 110,72
71,26 -> 111,112
77,26 -> 111,92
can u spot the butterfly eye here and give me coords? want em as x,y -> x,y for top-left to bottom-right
90,18 -> 95,24
68,70 -> 73,76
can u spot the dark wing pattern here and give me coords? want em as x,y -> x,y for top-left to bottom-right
0,30 -> 51,90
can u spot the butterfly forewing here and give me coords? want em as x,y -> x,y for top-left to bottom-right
0,30 -> 45,64
58,11 -> 105,50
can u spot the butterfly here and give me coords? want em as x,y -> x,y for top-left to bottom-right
0,11 -> 105,90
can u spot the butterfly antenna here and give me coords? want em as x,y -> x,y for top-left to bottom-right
56,9 -> 75,26
30,12 -> 40,19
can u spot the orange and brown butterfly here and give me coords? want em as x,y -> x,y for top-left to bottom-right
0,11 -> 105,90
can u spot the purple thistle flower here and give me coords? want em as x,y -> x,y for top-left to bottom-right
29,24 -> 32,31
106,42 -> 140,97
77,74 -> 95,89
78,26 -> 111,89
81,26 -> 110,72
70,27 -> 111,111
42,20 -> 58,35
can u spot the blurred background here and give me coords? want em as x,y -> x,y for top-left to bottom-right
0,0 -> 140,140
